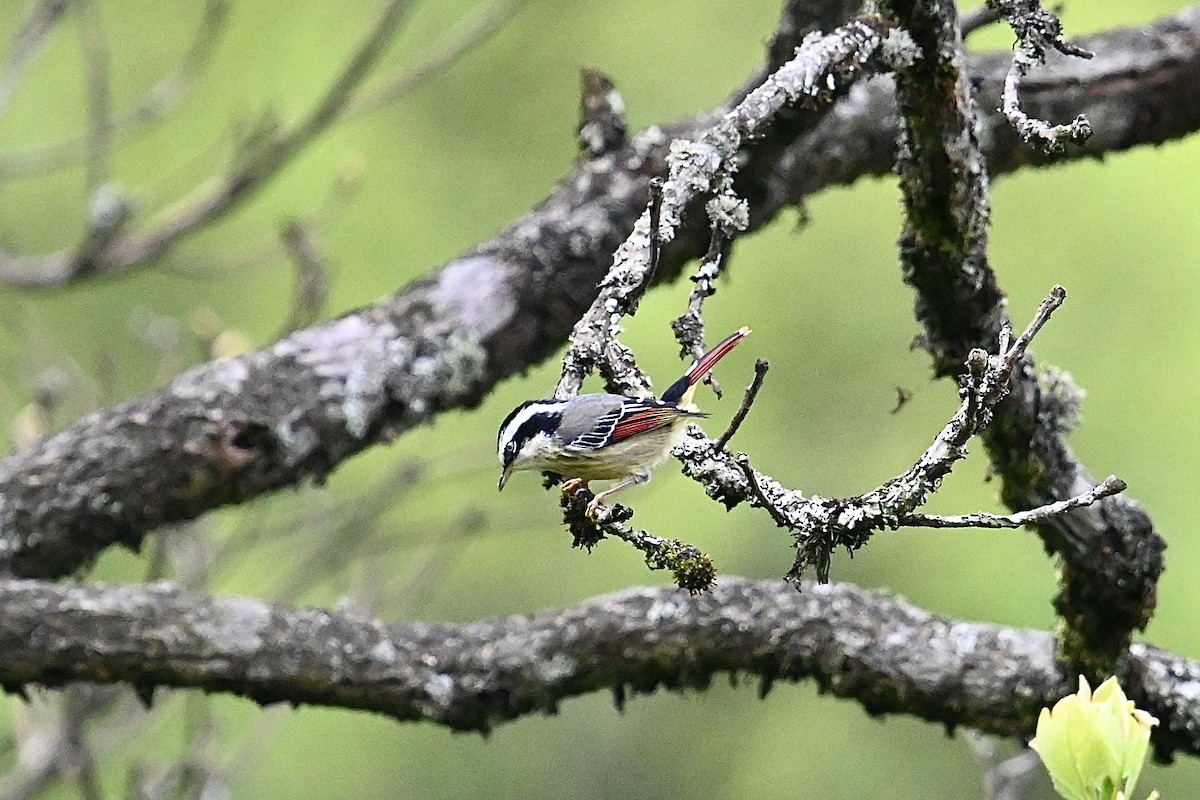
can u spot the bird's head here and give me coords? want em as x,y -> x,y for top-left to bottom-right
496,400 -> 567,490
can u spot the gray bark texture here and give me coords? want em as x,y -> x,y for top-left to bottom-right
0,7 -> 1195,580
0,578 -> 1197,759
0,0 -> 1198,768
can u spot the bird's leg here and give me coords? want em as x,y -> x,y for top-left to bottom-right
586,473 -> 650,520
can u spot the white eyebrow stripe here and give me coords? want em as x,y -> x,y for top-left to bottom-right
498,401 -> 569,454
500,407 -> 535,449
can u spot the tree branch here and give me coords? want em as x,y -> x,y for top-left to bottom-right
715,359 -> 769,450
879,0 -> 1165,677
899,475 -> 1126,529
0,0 -> 71,118
553,14 -> 896,400
882,0 -> 998,375
0,0 -> 414,287
0,0 -> 229,181
670,288 -> 1124,584
990,0 -> 1094,151
0,577 -> 1197,759
777,7 -> 1200,202
0,9 -> 1195,578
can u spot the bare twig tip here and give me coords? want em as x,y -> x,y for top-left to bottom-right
1103,475 -> 1128,493
716,358 -> 769,450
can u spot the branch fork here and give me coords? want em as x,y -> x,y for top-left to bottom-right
989,0 -> 1095,151
673,287 -> 1125,585
553,15 -> 895,401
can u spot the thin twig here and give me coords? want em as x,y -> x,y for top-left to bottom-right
0,0 -> 414,286
1006,284 -> 1064,363
277,219 -> 331,336
990,0 -> 1093,151
636,177 -> 665,312
351,0 -> 527,115
901,476 -> 1126,529
671,225 -> 732,395
0,0 -> 229,181
0,0 -> 71,117
735,454 -> 790,528
576,66 -> 627,157
716,359 -> 769,450
76,0 -> 112,192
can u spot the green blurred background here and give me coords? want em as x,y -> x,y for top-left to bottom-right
0,0 -> 1197,797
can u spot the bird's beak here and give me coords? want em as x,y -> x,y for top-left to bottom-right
498,466 -> 512,491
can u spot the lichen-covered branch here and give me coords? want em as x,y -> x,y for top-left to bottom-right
0,10 -> 1193,579
672,289 -> 1121,583
558,486 -> 716,593
878,0 -> 1165,677
670,227 -> 732,395
989,0 -> 1094,151
1,578 -> 1199,758
553,15 -> 897,400
900,475 -> 1126,529
880,0 -> 1000,377
775,7 -> 1200,206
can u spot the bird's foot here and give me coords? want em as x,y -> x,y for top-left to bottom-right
585,495 -> 633,524
585,495 -> 608,523
561,478 -> 589,496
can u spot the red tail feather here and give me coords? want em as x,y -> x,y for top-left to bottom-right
661,326 -> 751,404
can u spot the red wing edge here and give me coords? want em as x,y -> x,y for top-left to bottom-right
609,404 -> 682,444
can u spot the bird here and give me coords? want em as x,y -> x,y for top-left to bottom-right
497,327 -> 751,517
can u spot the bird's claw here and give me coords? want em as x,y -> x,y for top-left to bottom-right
585,496 -> 607,523
561,478 -> 588,496
562,479 -> 609,522
559,480 -> 626,524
